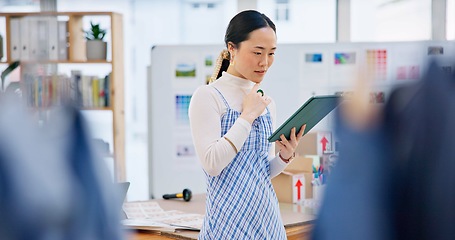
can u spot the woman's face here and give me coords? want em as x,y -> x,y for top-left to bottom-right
227,27 -> 277,84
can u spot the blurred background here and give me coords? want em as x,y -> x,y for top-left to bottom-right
0,0 -> 453,201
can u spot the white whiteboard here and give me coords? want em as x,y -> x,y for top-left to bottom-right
148,44 -> 223,198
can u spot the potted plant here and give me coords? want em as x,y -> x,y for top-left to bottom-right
84,21 -> 107,60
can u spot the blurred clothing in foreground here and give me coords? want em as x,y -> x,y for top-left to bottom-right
0,97 -> 125,240
312,61 -> 455,240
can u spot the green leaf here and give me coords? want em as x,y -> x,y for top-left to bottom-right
84,21 -> 107,40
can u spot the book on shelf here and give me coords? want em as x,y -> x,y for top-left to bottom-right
19,17 -> 29,60
81,75 -> 91,107
104,73 -> 111,107
70,71 -> 111,108
57,20 -> 69,61
92,76 -> 99,107
19,70 -> 110,108
34,17 -> 47,60
8,16 -> 69,61
70,70 -> 82,106
0,34 -> 3,61
9,18 -> 21,61
47,16 -> 59,61
99,76 -> 106,107
22,73 -> 70,108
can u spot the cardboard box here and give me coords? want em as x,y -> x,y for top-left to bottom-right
272,156 -> 314,203
295,132 -> 318,156
294,131 -> 334,156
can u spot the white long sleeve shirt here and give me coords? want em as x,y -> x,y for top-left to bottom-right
188,72 -> 288,177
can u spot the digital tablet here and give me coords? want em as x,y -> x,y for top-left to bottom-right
268,95 -> 341,142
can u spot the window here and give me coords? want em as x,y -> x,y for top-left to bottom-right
447,0 -> 455,40
275,0 -> 290,22
191,2 -> 217,9
351,0 -> 432,42
181,1 -> 224,44
259,0 -> 336,43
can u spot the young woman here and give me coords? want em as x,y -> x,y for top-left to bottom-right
189,10 -> 305,239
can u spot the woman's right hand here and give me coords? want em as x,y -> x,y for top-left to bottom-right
240,83 -> 271,124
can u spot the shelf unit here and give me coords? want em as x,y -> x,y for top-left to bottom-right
0,12 -> 125,181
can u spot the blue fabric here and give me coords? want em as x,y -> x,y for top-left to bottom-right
198,87 -> 286,240
311,107 -> 392,240
0,102 -> 124,240
312,60 -> 455,240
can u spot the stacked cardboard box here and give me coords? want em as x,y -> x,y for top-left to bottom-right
272,133 -> 320,203
272,156 -> 314,203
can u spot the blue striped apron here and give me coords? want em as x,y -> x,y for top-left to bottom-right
198,87 -> 286,240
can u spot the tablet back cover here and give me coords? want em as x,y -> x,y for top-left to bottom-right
268,95 -> 341,142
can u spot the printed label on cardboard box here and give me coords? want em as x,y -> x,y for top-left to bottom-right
292,174 -> 306,202
317,131 -> 332,155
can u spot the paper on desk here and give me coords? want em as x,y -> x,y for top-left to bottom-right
122,201 -> 164,219
155,210 -> 203,231
121,218 -> 176,232
122,201 -> 204,231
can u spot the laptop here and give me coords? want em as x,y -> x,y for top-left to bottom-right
116,182 -> 130,219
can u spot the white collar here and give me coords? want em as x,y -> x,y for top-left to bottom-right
218,72 -> 255,90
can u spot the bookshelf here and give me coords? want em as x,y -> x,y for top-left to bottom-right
0,12 -> 125,181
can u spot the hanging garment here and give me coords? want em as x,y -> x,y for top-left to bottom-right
0,101 -> 124,240
312,60 -> 455,240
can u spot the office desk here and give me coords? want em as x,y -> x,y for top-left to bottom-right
129,194 -> 315,240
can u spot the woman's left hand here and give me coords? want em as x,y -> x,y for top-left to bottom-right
275,124 -> 306,161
